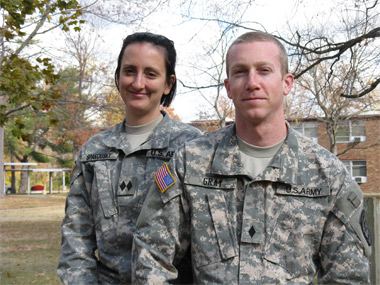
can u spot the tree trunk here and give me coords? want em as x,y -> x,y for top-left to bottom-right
330,143 -> 338,156
19,168 -> 29,193
0,124 -> 4,199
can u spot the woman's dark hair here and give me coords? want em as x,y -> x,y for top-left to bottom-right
114,32 -> 177,107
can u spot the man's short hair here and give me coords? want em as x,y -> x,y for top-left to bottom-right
226,31 -> 289,76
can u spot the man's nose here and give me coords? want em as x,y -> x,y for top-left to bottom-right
246,71 -> 259,90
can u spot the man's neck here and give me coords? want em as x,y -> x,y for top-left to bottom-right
235,118 -> 287,147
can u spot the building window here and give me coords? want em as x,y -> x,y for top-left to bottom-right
336,120 -> 366,143
343,160 -> 367,183
291,121 -> 318,143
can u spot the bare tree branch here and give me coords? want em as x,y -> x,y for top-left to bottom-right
340,77 -> 380,98
337,141 -> 380,156
178,79 -> 223,90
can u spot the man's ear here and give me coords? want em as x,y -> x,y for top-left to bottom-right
224,78 -> 232,99
283,73 -> 294,96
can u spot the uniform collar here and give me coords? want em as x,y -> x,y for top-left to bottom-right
211,125 -> 247,176
103,111 -> 172,155
211,123 -> 300,185
263,124 -> 299,185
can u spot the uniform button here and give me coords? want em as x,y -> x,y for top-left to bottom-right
249,226 -> 256,238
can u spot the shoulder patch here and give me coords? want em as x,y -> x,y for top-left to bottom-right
154,162 -> 176,193
69,161 -> 82,184
69,161 -> 76,181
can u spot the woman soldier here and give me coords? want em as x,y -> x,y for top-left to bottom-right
58,32 -> 201,284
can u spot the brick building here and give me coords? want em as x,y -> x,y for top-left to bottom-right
289,114 -> 380,196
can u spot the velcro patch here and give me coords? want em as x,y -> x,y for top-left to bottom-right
275,184 -> 330,197
83,152 -> 118,162
146,149 -> 175,160
154,163 -> 176,193
360,209 -> 372,246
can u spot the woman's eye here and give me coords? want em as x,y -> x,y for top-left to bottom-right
147,72 -> 157,78
124,69 -> 134,75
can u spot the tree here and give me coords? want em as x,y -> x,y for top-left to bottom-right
79,0 -> 169,26
177,0 -> 257,127
98,85 -> 125,128
180,27 -> 235,128
283,0 -> 380,155
161,106 -> 181,121
0,0 -> 83,197
177,0 -> 379,132
4,112 -> 53,193
0,0 -> 83,126
288,57 -> 379,155
283,0 -> 380,97
52,65 -> 100,156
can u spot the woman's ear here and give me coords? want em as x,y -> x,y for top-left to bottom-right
164,75 -> 176,95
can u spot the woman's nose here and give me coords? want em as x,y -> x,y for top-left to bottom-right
132,73 -> 144,89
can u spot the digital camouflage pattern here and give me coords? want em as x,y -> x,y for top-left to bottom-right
133,124 -> 371,284
57,112 -> 201,284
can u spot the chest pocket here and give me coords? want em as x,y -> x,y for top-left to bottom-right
263,182 -> 330,278
184,176 -> 238,268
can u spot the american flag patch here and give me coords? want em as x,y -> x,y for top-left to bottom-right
154,163 -> 176,193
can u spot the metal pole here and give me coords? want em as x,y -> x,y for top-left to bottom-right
49,172 -> 53,194
62,171 -> 65,193
27,166 -> 30,195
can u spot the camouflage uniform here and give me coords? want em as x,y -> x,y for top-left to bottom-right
133,124 -> 372,284
58,112 -> 201,284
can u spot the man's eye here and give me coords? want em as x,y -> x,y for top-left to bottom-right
233,70 -> 245,75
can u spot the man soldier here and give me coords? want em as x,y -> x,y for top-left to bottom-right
132,31 -> 372,284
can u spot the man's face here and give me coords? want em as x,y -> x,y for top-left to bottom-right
224,41 -> 293,126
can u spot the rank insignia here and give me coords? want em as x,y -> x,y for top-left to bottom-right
154,163 -> 176,193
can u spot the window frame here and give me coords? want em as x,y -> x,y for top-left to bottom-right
342,160 -> 367,184
291,121 -> 318,143
336,120 -> 366,143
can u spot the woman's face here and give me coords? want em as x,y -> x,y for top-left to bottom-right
118,42 -> 174,125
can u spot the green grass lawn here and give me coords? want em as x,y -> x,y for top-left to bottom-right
0,196 -> 66,284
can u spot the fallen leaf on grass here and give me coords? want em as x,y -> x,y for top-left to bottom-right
35,273 -> 46,277
7,271 -> 11,277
